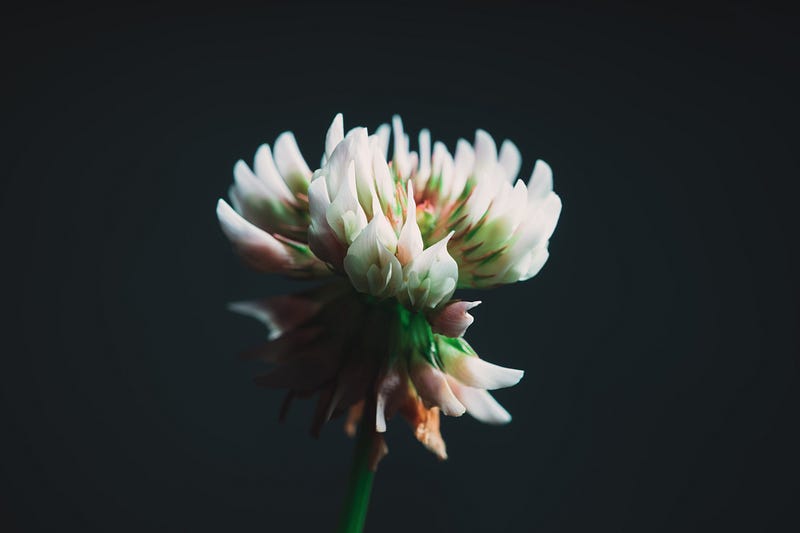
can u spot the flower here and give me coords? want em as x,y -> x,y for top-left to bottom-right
217,113 -> 561,466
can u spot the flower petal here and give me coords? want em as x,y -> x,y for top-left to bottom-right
498,139 -> 522,182
325,113 -> 344,161
528,159 -> 553,201
428,300 -> 481,338
397,181 -> 424,265
437,336 -> 524,390
409,360 -> 466,417
273,131 -> 312,193
446,377 -> 512,424
216,199 -> 293,272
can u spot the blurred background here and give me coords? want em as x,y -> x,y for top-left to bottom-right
2,2 -> 798,531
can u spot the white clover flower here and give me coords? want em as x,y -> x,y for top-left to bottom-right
217,113 -> 561,464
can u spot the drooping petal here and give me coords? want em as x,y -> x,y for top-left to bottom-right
409,358 -> 466,417
436,336 -> 524,390
446,376 -> 512,424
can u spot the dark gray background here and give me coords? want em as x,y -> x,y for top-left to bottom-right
2,2 -> 798,531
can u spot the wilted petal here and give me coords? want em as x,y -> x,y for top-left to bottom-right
428,300 -> 481,338
399,400 -> 448,460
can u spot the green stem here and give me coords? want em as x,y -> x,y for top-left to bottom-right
336,406 -> 376,533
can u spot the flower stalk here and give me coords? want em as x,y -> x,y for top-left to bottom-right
337,399 -> 377,533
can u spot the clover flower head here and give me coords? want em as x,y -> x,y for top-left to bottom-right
217,113 -> 561,465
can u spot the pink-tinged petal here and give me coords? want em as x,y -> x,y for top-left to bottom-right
273,131 -> 312,193
428,300 -> 481,338
217,199 -> 294,273
409,360 -> 465,417
498,139 -> 522,182
446,377 -> 512,424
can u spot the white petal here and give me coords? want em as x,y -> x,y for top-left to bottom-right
414,129 -> 432,196
452,139 -> 475,200
253,145 -> 295,204
273,131 -> 312,190
216,199 -> 292,272
498,139 -> 522,182
473,129 -> 498,180
343,215 -> 403,298
373,123 -> 391,160
446,377 -> 512,424
403,232 -> 458,309
233,160 -> 271,204
528,159 -> 553,201
392,115 -> 411,178
443,354 -> 524,391
397,181 -> 424,265
326,162 -> 368,244
325,113 -> 344,160
308,176 -> 345,268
